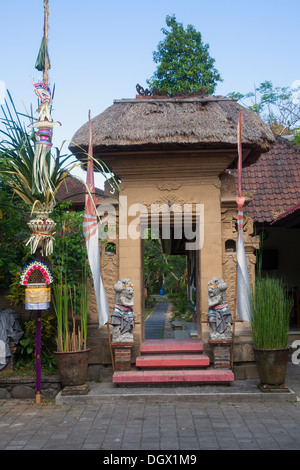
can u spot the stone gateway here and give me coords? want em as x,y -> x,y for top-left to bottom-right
70,93 -> 274,378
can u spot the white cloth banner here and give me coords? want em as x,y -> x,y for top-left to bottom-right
83,213 -> 109,328
235,210 -> 252,322
83,112 -> 109,328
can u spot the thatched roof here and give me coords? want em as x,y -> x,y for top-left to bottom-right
69,96 -> 275,167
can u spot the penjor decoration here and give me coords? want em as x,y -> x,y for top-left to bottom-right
26,0 -> 60,257
21,0 -> 57,404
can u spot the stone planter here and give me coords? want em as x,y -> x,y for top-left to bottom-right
253,346 -> 290,386
53,349 -> 91,387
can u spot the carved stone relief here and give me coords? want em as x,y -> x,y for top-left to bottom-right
156,182 -> 182,192
100,240 -> 120,314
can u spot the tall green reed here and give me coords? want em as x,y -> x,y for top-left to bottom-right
251,227 -> 292,349
69,258 -> 90,351
251,277 -> 292,349
52,227 -> 90,352
52,282 -> 69,352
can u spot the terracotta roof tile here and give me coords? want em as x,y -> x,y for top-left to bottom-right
271,202 -> 300,225
55,176 -> 104,205
233,134 -> 300,223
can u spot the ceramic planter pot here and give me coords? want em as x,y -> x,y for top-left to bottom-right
253,346 -> 290,385
54,348 -> 91,387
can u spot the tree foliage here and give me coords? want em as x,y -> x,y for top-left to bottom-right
228,81 -> 300,139
144,235 -> 187,296
50,202 -> 89,286
147,14 -> 222,96
0,181 -> 31,291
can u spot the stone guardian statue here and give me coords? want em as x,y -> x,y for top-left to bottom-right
207,277 -> 233,341
110,279 -> 134,342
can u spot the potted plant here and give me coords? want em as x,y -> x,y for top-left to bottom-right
52,260 -> 91,387
251,276 -> 293,388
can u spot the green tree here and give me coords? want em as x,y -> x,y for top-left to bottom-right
146,14 -> 222,96
228,81 -> 300,139
144,235 -> 186,296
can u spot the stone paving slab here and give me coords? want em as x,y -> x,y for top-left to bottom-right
144,302 -> 169,339
1,393 -> 300,450
1,300 -> 300,451
0,363 -> 300,451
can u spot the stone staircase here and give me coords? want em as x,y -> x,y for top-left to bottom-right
112,339 -> 234,386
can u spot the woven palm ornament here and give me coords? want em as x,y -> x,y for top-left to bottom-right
19,260 -> 54,310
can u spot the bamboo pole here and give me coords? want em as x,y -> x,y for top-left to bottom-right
43,0 -> 50,86
106,323 -> 115,373
36,250 -> 43,404
35,311 -> 42,404
231,257 -> 238,369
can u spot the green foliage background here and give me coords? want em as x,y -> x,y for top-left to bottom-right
0,182 -> 31,291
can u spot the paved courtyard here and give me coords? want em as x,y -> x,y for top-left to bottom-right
1,303 -> 300,452
0,362 -> 300,451
0,396 -> 299,451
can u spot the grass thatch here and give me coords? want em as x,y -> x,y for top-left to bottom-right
69,96 -> 275,166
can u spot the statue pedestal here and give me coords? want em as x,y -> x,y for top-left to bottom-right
112,342 -> 134,371
209,340 -> 233,370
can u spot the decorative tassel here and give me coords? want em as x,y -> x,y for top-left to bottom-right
25,204 -> 56,256
25,232 -> 55,257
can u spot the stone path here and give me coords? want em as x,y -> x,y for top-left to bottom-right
145,301 -> 195,340
145,302 -> 170,339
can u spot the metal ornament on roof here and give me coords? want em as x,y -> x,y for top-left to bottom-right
135,83 -> 206,98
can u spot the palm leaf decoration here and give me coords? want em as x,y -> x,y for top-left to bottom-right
0,90 -> 69,210
0,90 -> 119,212
0,91 -> 120,257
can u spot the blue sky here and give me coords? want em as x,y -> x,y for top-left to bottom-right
1,0 -> 299,186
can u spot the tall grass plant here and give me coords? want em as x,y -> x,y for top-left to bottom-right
251,276 -> 292,349
52,230 -> 90,352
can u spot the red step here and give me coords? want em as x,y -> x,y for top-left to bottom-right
136,354 -> 210,369
113,369 -> 234,385
140,339 -> 203,355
